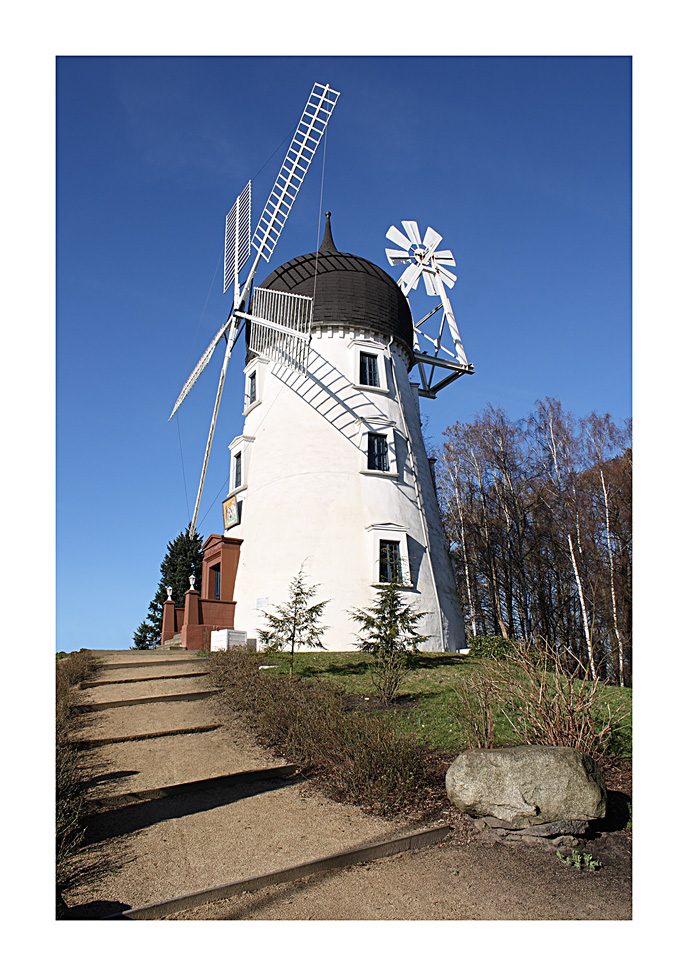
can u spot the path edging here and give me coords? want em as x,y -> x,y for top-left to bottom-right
104,825 -> 453,920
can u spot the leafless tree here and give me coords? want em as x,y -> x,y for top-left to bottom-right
437,399 -> 632,686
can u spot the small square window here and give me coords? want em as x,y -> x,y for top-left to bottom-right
367,433 -> 389,472
360,352 -> 379,387
379,540 -> 402,583
234,451 -> 242,489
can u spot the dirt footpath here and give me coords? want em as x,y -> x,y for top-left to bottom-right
168,832 -> 631,920
63,650 -> 631,921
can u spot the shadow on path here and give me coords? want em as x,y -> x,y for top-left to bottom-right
84,777 -> 294,843
82,769 -> 139,789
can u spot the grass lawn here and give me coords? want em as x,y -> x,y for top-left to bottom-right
259,649 -> 633,758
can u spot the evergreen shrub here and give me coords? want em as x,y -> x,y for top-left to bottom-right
467,634 -> 515,659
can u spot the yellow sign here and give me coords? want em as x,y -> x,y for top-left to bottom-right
223,496 -> 239,529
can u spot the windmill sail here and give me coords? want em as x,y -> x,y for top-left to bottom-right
168,319 -> 233,421
224,181 -> 252,301
252,83 -> 340,263
246,287 -> 313,374
169,82 -> 339,535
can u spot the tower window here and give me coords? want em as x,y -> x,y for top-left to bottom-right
247,372 -> 257,405
360,352 -> 379,388
367,433 -> 389,472
379,540 -> 402,583
234,451 -> 242,489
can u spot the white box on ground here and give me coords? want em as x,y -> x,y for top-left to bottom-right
210,629 -> 248,652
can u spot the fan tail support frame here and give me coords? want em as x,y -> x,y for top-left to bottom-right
386,220 -> 474,398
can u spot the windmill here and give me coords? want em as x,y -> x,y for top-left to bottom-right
163,84 -> 470,657
385,220 -> 474,397
169,82 -> 340,534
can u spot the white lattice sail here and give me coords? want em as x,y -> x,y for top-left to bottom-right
252,83 -> 340,263
224,181 -> 252,296
247,287 -> 313,373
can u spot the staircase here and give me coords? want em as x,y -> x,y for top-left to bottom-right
162,634 -> 183,649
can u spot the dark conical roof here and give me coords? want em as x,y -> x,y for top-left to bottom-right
256,213 -> 414,353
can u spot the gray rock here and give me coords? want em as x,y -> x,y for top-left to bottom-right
446,746 -> 606,827
517,819 -> 589,837
477,815 -> 521,830
552,835 -> 582,848
471,814 -> 589,836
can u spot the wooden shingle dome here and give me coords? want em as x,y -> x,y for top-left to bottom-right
254,213 -> 415,355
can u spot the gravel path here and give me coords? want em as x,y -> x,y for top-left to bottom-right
64,650 -> 418,918
62,649 -> 631,921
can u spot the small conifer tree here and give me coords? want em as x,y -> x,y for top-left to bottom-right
350,581 -> 428,703
132,620 -> 158,649
257,568 -> 329,677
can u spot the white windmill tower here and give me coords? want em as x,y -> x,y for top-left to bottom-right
171,84 -> 474,654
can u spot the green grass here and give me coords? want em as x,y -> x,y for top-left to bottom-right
259,649 -> 632,757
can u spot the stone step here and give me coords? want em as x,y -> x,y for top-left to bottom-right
70,698 -> 226,742
88,650 -> 200,666
98,658 -> 205,671
77,690 -> 218,712
82,671 -> 209,688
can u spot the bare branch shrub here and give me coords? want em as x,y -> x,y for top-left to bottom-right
207,646 -> 437,813
452,672 -> 497,749
452,640 -> 630,759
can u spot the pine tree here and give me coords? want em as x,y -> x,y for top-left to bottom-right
134,526 -> 205,646
132,620 -> 158,649
350,581 -> 428,703
257,568 -> 329,677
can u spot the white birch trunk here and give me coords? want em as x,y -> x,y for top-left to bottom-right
601,468 -> 625,686
568,532 -> 597,680
458,501 -> 477,637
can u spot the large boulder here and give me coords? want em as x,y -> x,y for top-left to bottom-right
446,746 -> 606,827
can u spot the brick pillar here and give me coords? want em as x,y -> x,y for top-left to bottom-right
184,587 -> 200,625
160,599 -> 177,646
181,586 -> 203,651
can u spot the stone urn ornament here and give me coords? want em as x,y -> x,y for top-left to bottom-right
189,575 -> 196,590
166,586 -> 173,601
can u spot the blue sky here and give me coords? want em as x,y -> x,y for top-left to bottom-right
53,55 -> 632,651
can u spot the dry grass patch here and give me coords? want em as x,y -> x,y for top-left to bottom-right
56,651 -> 101,895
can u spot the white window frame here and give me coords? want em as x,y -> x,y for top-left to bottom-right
365,523 -> 413,588
359,419 -> 398,478
227,434 -> 254,497
349,338 -> 389,394
243,357 -> 268,415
